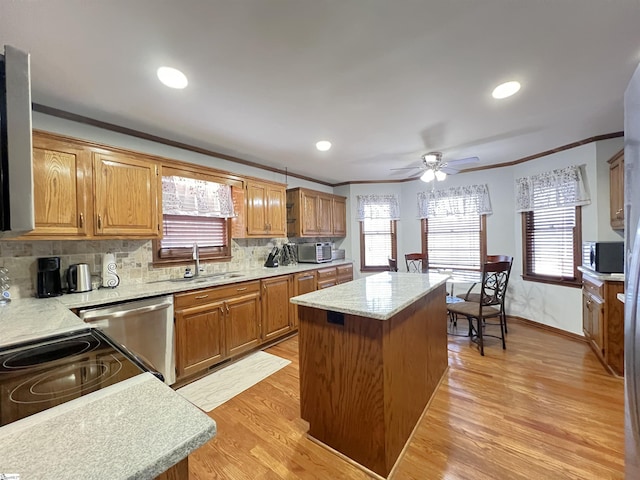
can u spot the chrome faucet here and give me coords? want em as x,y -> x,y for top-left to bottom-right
192,243 -> 201,277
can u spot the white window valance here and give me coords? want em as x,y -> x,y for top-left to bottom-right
356,194 -> 400,221
515,164 -> 590,212
162,176 -> 235,218
417,184 -> 492,219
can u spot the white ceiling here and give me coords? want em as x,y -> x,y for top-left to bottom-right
2,1 -> 640,185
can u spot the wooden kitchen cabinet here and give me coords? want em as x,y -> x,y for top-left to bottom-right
582,272 -> 624,375
26,131 -> 92,237
609,149 -> 624,230
286,187 -> 347,237
245,179 -> 286,237
292,270 -> 317,328
261,275 -> 292,341
25,130 -> 161,239
316,266 -> 338,289
93,152 -> 160,237
174,280 -> 261,380
336,263 -> 353,284
174,298 -> 226,378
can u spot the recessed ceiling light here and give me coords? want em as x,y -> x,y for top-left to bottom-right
157,66 -> 188,89
316,140 -> 332,152
492,81 -> 521,99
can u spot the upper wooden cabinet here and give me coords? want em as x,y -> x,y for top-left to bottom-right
93,152 -> 160,237
28,132 -> 91,237
608,150 -> 624,230
286,187 -> 347,237
245,179 -> 287,237
27,130 -> 161,239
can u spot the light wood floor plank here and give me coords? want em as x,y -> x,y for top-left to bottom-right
188,321 -> 624,479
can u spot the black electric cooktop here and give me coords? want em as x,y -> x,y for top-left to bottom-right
0,328 -> 147,427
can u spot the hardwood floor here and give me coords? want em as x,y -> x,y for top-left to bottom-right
189,321 -> 624,479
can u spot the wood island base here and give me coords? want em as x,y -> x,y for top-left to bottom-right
298,283 -> 448,478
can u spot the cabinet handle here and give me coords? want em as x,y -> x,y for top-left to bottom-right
97,214 -> 102,230
298,275 -> 314,281
226,304 -> 230,314
79,213 -> 84,228
220,306 -> 224,314
195,294 -> 209,300
236,287 -> 248,292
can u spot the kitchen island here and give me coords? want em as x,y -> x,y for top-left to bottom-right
290,271 -> 449,478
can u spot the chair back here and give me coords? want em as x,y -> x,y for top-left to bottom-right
388,258 -> 398,272
478,260 -> 511,308
405,253 -> 427,273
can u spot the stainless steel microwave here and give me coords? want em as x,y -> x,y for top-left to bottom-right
582,241 -> 624,274
297,242 -> 333,263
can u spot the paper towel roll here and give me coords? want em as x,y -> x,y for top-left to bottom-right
102,252 -> 120,288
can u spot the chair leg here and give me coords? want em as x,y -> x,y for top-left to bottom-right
503,310 -> 508,334
477,317 -> 484,356
499,314 -> 506,350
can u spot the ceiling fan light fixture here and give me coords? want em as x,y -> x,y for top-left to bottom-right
316,140 -> 332,151
492,80 -> 521,99
420,168 -> 436,183
157,66 -> 188,89
422,152 -> 439,164
435,170 -> 447,181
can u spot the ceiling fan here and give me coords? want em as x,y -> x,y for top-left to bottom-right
391,152 -> 479,182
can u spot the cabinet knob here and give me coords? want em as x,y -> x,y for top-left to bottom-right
97,215 -> 102,230
79,212 -> 84,228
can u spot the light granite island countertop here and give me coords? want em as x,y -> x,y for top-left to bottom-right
290,271 -> 450,319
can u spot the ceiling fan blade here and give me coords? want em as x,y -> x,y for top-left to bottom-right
446,156 -> 479,166
390,166 -> 422,171
439,165 -> 460,175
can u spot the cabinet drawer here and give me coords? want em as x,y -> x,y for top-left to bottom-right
582,275 -> 604,300
336,264 -> 353,277
316,266 -> 337,280
175,280 -> 260,308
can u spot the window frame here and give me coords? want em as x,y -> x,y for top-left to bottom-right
421,214 -> 487,272
359,219 -> 398,272
521,206 -> 582,288
152,164 -> 242,267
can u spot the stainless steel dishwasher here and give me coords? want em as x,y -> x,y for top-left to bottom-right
78,295 -> 176,385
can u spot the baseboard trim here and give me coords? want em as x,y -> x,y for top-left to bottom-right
507,315 -> 586,343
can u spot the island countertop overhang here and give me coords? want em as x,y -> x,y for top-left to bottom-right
290,271 -> 450,321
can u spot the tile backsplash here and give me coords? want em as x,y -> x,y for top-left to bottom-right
0,238 -> 289,299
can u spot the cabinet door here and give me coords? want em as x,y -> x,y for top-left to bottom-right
262,275 -> 292,340
226,291 -> 261,357
175,301 -> 226,378
336,264 -> 353,284
317,195 -> 333,235
93,153 -> 160,237
266,184 -> 286,236
301,191 -> 319,236
292,271 -> 317,328
583,291 -> 604,354
29,134 -> 90,236
332,197 -> 347,237
609,151 -> 624,229
246,181 -> 268,235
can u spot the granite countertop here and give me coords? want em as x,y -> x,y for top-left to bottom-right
578,266 -> 625,282
290,271 -> 449,320
0,260 -> 353,348
0,373 -> 217,479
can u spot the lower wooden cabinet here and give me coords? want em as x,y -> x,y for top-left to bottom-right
174,281 -> 261,380
582,272 -> 624,376
336,264 -> 353,284
292,270 -> 317,328
261,275 -> 292,341
317,266 -> 338,289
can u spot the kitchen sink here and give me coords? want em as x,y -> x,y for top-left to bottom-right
148,273 -> 245,284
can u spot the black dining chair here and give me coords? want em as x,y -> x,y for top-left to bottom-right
404,253 -> 427,273
463,255 -> 513,332
446,260 -> 512,355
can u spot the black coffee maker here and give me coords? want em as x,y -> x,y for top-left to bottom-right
37,257 -> 63,298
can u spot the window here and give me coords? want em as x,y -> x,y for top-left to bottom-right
522,206 -> 582,285
422,213 -> 486,271
357,194 -> 400,271
516,165 -> 589,287
153,173 -> 236,265
360,218 -> 397,270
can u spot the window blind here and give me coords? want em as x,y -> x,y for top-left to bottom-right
159,214 -> 228,259
524,206 -> 577,279
425,212 -> 482,270
362,218 -> 395,267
